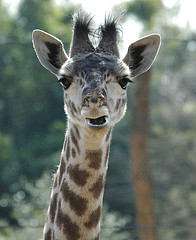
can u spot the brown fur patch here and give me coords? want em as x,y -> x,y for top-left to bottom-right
72,148 -> 76,158
66,137 -> 71,161
61,180 -> 88,216
115,99 -> 121,111
70,128 -> 80,154
89,175 -> 104,199
56,201 -> 80,240
59,158 -> 66,185
49,193 -> 58,223
67,164 -> 91,187
70,108 -> 76,117
68,101 -> 78,118
44,228 -> 52,240
85,206 -> 101,229
74,125 -> 80,139
104,145 -> 110,166
56,199 -> 62,229
71,102 -> 78,114
86,149 -> 103,170
121,97 -> 126,107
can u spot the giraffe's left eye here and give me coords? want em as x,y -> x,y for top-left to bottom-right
118,77 -> 133,90
58,77 -> 72,90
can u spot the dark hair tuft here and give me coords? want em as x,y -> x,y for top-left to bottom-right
72,11 -> 94,36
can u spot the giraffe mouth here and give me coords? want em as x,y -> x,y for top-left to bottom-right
86,116 -> 109,129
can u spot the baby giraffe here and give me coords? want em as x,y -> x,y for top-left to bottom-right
32,12 -> 160,240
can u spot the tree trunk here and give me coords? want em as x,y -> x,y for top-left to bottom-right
131,69 -> 157,240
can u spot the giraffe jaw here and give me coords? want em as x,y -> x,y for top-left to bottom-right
86,116 -> 109,129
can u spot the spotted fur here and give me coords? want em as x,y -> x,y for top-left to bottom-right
61,180 -> 88,216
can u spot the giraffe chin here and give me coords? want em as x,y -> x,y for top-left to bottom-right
86,116 -> 109,130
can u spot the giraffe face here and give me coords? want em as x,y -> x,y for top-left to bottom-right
58,53 -> 131,130
32,13 -> 160,131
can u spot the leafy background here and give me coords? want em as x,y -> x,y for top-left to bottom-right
1,0 -> 196,239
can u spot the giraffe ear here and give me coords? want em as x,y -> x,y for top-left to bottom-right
123,34 -> 161,78
32,29 -> 68,75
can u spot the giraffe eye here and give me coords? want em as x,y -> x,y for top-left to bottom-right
58,77 -> 72,90
118,77 -> 133,90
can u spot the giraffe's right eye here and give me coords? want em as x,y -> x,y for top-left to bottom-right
58,77 -> 72,90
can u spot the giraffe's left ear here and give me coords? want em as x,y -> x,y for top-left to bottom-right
123,34 -> 161,78
32,29 -> 68,75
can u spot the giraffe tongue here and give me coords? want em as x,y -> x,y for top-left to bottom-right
89,116 -> 106,125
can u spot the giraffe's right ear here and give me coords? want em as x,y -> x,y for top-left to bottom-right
32,29 -> 68,75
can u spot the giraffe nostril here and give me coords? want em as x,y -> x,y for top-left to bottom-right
83,98 -> 89,107
83,95 -> 91,107
99,96 -> 107,107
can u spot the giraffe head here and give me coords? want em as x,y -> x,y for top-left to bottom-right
32,12 -> 160,132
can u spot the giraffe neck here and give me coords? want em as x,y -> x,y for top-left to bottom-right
43,120 -> 112,240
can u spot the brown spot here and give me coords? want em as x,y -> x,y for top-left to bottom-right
61,180 -> 88,216
74,125 -> 80,139
105,128 -> 112,142
71,108 -> 77,118
56,199 -> 62,229
59,158 -> 66,185
104,145 -> 110,166
72,148 -> 76,158
49,193 -> 58,223
66,137 -> 71,161
69,101 -> 79,120
67,164 -> 91,187
121,97 -> 126,107
85,206 -> 101,229
71,102 -> 78,114
70,128 -> 80,154
115,99 -> 121,111
44,228 -> 52,240
56,203 -> 80,240
89,175 -> 104,199
86,149 -> 103,170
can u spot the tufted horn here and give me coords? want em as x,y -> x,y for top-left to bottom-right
69,12 -> 95,57
96,16 -> 120,57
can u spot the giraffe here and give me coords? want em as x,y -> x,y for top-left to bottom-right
32,12 -> 160,240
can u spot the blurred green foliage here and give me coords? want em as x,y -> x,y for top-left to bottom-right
1,0 -> 196,239
124,0 -> 163,29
